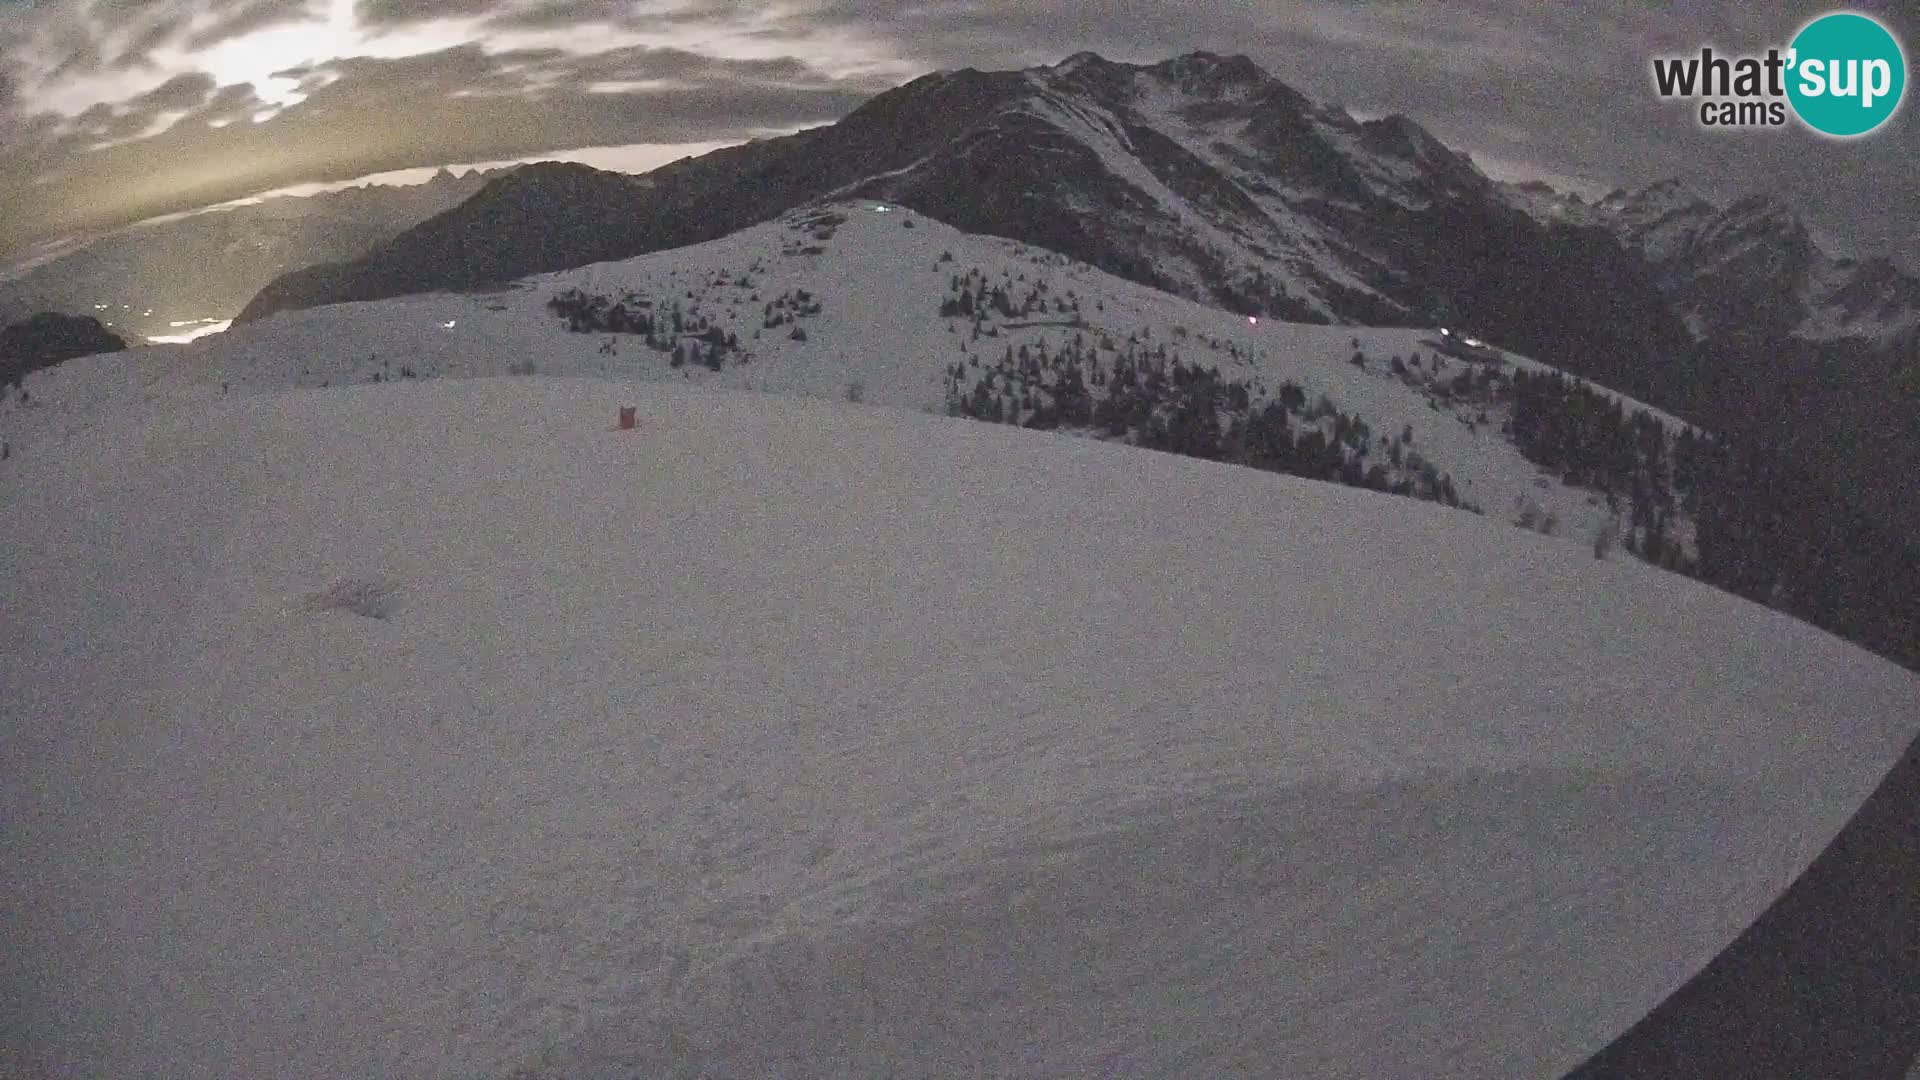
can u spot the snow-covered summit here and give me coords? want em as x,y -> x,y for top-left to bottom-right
3,372 -> 1913,1079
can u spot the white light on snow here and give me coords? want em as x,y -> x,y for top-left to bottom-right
1248,316 -> 1258,326
146,320 -> 232,344
442,320 -> 457,329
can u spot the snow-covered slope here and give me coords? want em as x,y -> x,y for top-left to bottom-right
0,202 -> 1700,556
3,375 -> 1915,1080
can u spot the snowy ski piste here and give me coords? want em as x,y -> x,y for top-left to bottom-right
3,374 -> 1915,1079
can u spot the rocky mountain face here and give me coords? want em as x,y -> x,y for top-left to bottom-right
237,67 -> 1042,321
233,50 -> 1915,532
0,167 -> 496,341
1,312 -> 126,386
1507,177 -> 1920,349
236,51 -> 1697,406
235,54 -> 1920,372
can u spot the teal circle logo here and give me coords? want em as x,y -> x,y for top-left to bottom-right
1786,11 -> 1906,137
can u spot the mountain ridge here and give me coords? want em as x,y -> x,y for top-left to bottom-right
235,52 -> 1920,359
227,49 -> 1918,538
1508,176 -> 1920,347
0,167 -> 499,340
235,52 -> 1702,413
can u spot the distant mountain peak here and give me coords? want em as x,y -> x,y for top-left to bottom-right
1143,50 -> 1272,97
1155,50 -> 1264,76
1601,177 -> 1716,215
506,160 -> 611,180
1706,193 -> 1813,259
1055,50 -> 1111,72
1041,49 -> 1272,90
1358,113 -> 1452,156
1723,190 -> 1797,221
1530,171 -> 1920,347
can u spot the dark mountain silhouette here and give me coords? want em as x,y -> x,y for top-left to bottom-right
1,312 -> 126,386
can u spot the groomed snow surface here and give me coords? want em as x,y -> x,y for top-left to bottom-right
4,376 -> 1915,1079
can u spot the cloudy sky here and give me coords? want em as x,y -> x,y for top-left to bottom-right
1,0 -> 1914,269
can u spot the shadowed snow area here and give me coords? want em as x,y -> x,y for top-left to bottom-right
2,377 -> 1915,1079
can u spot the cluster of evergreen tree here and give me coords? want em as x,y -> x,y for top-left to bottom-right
1495,364 -> 1920,670
547,288 -> 657,336
761,289 -> 823,327
944,332 -> 1471,513
944,332 -> 1099,427
547,287 -> 740,371
1502,368 -> 1686,564
938,269 -> 1084,322
1686,435 -> 1920,670
1203,262 -> 1326,324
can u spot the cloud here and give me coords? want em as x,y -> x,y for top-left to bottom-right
48,36 -> 102,79
353,0 -> 498,26
135,69 -> 214,110
109,15 -> 188,70
0,38 -> 886,253
181,0 -> 319,51
483,0 -> 630,30
0,0 -> 1914,273
87,0 -> 175,16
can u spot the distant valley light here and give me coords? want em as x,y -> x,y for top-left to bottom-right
146,319 -> 233,344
